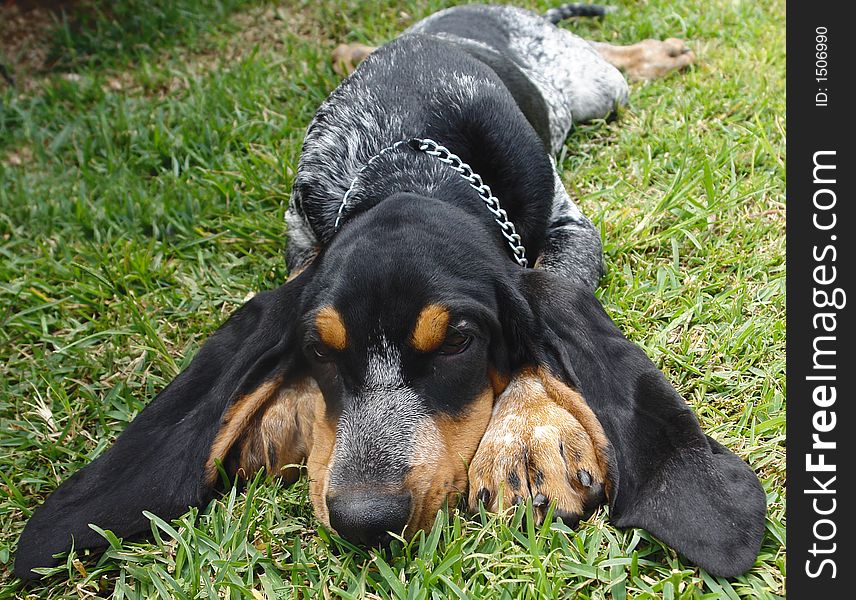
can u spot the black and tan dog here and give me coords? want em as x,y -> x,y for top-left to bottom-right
15,3 -> 765,581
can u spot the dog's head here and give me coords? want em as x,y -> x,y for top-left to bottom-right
14,193 -> 542,580
298,195 -> 535,544
14,193 -> 766,581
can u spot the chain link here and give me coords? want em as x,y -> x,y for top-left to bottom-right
334,137 -> 529,268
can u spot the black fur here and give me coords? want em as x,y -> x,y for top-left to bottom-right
14,271 -> 315,580
404,9 -> 553,148
543,3 -> 614,24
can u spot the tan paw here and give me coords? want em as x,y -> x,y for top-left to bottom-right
467,368 -> 610,526
597,38 -> 695,81
331,43 -> 377,77
629,38 -> 695,80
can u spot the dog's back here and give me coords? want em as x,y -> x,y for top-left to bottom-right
285,5 -> 627,283
287,32 -> 555,272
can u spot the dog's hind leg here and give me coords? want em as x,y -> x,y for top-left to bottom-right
591,39 -> 694,81
471,6 -> 625,289
534,36 -> 695,289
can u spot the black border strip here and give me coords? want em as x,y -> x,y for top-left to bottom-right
787,2 -> 852,594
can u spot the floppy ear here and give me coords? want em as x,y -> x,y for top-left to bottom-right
521,269 -> 765,578
493,277 -> 543,373
14,269 -> 314,581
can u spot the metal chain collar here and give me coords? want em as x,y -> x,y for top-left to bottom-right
333,137 -> 529,268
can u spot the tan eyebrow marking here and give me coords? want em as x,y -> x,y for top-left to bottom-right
315,306 -> 348,351
410,304 -> 450,352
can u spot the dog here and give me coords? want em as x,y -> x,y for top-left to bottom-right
14,3 -> 765,581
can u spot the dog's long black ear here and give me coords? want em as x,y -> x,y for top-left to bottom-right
14,270 -> 314,581
522,269 -> 765,578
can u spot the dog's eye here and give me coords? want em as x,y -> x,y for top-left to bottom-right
439,331 -> 471,355
311,342 -> 334,362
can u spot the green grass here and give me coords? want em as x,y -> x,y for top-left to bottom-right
1,0 -> 784,597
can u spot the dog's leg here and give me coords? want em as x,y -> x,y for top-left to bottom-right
534,36 -> 695,286
468,368 -> 610,526
534,160 -> 604,289
590,39 -> 694,81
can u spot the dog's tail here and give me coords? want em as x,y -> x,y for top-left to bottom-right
543,3 -> 615,24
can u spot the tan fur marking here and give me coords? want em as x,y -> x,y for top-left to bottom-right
405,389 -> 493,534
307,394 -> 337,528
231,378 -> 320,484
410,304 -> 450,353
207,377 -> 283,483
315,306 -> 348,351
537,367 -> 610,486
488,368 -> 510,396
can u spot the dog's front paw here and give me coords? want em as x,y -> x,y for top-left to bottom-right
468,368 -> 610,527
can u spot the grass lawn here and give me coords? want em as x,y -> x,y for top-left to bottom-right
0,0 -> 785,597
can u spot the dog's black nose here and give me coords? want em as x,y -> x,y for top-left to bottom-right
326,490 -> 411,547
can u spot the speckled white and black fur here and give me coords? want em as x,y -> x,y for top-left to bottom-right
330,335 -> 425,485
285,3 -> 629,289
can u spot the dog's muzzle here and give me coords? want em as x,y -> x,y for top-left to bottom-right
326,489 -> 412,547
